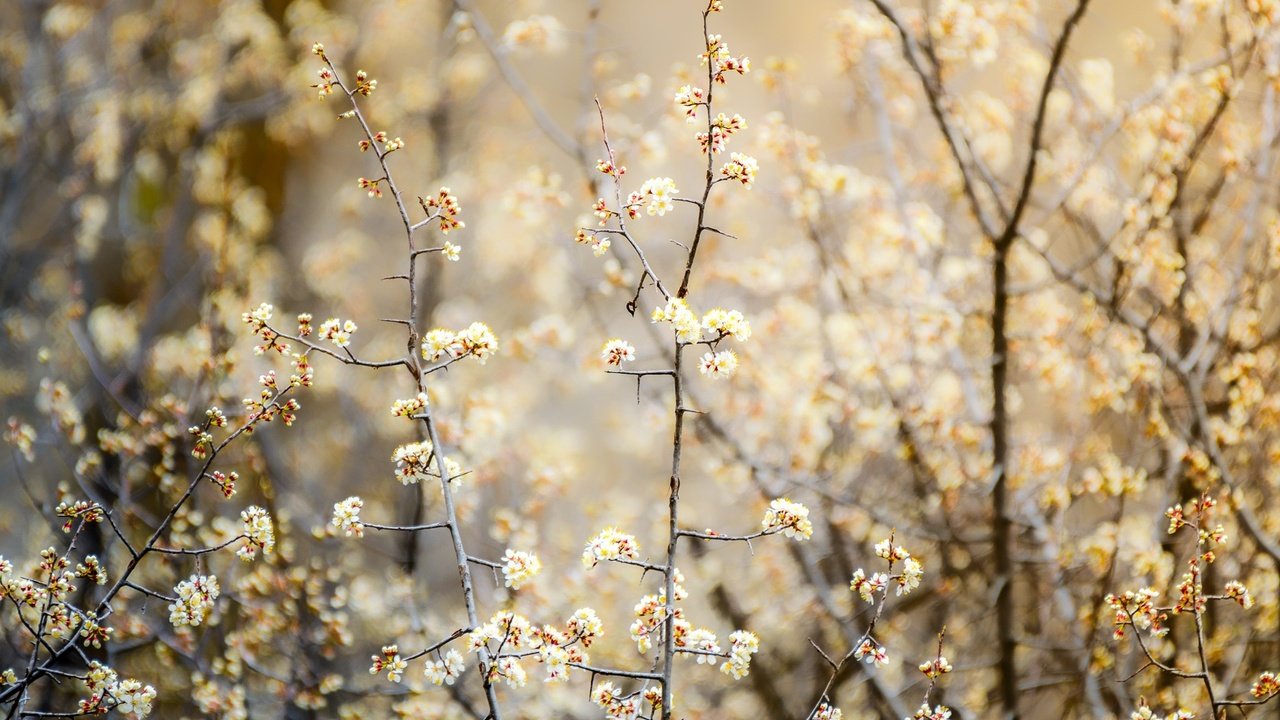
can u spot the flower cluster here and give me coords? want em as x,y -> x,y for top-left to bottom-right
392,440 -> 462,486
911,704 -> 955,720
700,33 -> 750,84
576,228 -> 611,256
74,555 -> 107,585
699,112 -> 747,154
421,322 -> 499,363
720,152 -> 759,187
55,500 -> 104,533
699,350 -> 738,379
685,628 -> 721,664
566,607 -> 605,645
918,654 -> 954,679
501,549 -> 542,590
651,297 -> 703,343
582,527 -> 640,567
357,176 -> 383,199
370,646 -> 407,683
1105,588 -> 1167,639
674,84 -> 707,120
760,497 -> 813,540
1253,671 -> 1280,699
854,637 -> 888,667
237,505 -> 276,561
815,703 -> 843,720
311,66 -> 336,98
242,303 -> 290,355
721,630 -> 759,679
208,470 -> 238,498
633,177 -> 679,217
169,574 -> 220,628
419,187 -> 464,233
317,318 -> 358,348
332,496 -> 364,537
423,650 -> 466,686
593,682 -> 640,719
390,393 -> 428,419
79,664 -> 156,719
600,338 -> 636,366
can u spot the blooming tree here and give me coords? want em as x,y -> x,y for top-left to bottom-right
4,1 -> 1280,719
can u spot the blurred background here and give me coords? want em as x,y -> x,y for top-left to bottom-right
4,0 -> 1280,718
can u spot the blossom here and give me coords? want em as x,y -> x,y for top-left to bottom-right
370,646 -> 407,683
698,112 -> 747,153
1106,588 -> 1168,639
209,470 -> 238,498
652,297 -> 702,343
592,681 -> 640,719
332,497 -> 364,537
912,704 -> 953,720
419,187 -> 465,233
502,549 -> 542,589
720,152 -> 759,187
566,607 -> 604,645
468,622 -> 501,653
854,638 -> 887,667
311,66 -> 336,98
457,322 -> 499,362
352,69 -> 377,96
422,323 -> 498,363
357,177 -> 382,198
685,628 -> 720,664
169,574 -> 219,628
850,569 -> 887,603
494,656 -> 527,688
600,339 -> 636,367
1252,671 -> 1279,698
702,308 -> 752,342
575,228 -> 611,256
1223,580 -> 1253,608
424,649 -> 465,686
443,241 -> 461,261
237,506 -> 276,561
392,441 -> 435,485
595,158 -> 625,177
318,318 -> 357,348
674,85 -> 707,120
720,630 -> 759,679
582,527 -> 640,567
638,177 -> 679,216
699,350 -> 738,378
898,557 -> 924,595
422,329 -> 463,361
815,704 -> 843,720
700,34 -> 750,83
875,537 -> 910,563
390,393 -> 428,418
918,655 -> 953,679
761,498 -> 813,540
74,555 -> 107,585
110,678 -> 156,718
539,644 -> 570,683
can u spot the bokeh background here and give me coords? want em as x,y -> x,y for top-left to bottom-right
4,0 -> 1280,718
